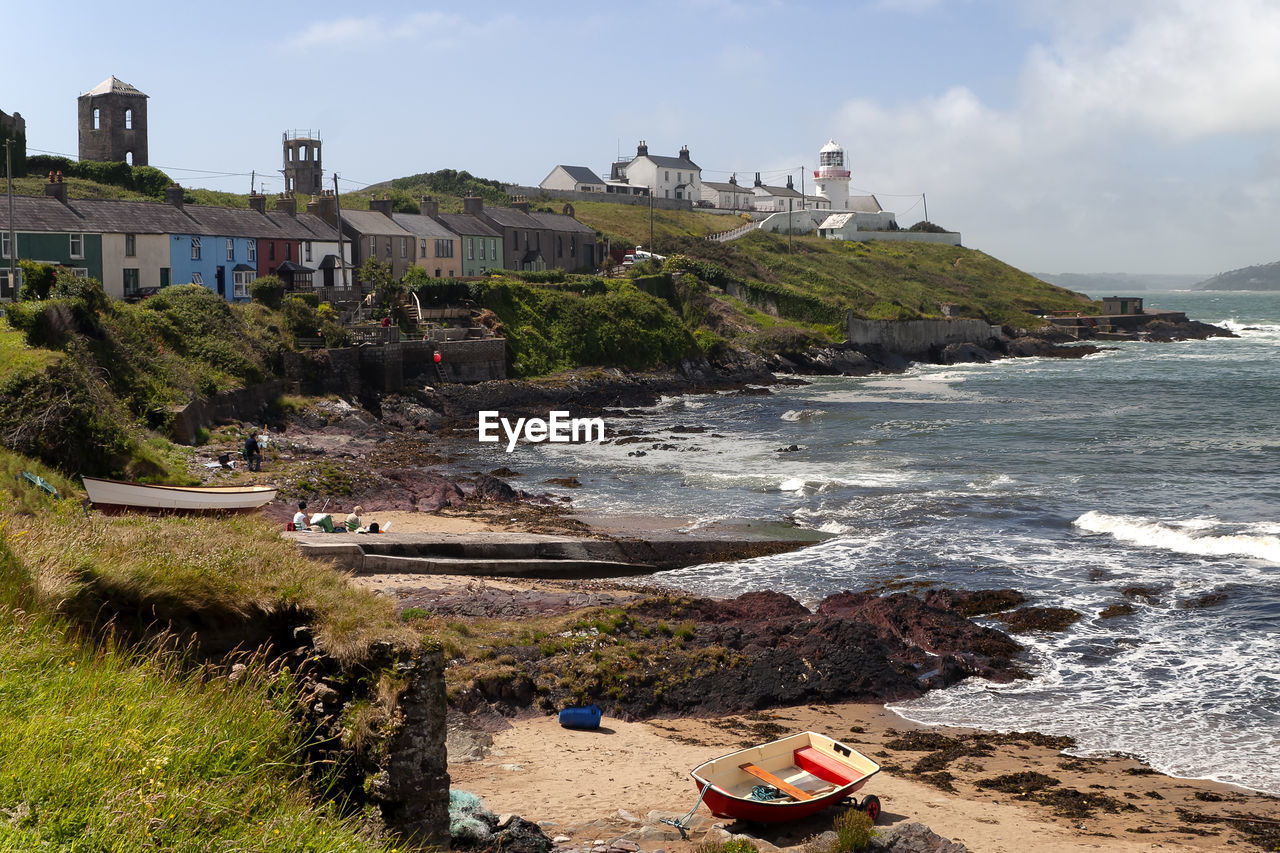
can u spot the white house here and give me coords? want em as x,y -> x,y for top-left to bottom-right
750,172 -> 804,212
612,141 -> 702,202
540,165 -> 606,193
700,174 -> 756,210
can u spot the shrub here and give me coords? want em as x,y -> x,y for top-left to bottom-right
831,807 -> 876,853
248,275 -> 285,310
17,260 -> 56,301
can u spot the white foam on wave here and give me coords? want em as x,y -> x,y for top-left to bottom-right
1074,511 -> 1280,563
780,408 -> 825,422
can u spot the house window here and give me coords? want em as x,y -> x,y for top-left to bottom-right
269,242 -> 275,261
286,243 -> 292,261
1,232 -> 9,258
233,269 -> 253,298
489,239 -> 496,260
191,272 -> 203,285
93,108 -> 100,130
665,171 -> 669,181
191,237 -> 201,260
70,233 -> 84,259
125,233 -> 136,257
466,238 -> 474,260
247,240 -> 256,262
305,241 -> 312,262
434,239 -> 452,258
570,235 -> 576,257
479,239 -> 485,260
420,238 -> 427,258
226,238 -> 234,261
123,268 -> 140,296
401,237 -> 408,259
160,268 -> 170,287
556,236 -> 563,257
0,268 -> 18,295
535,232 -> 540,251
370,236 -> 377,258
384,238 -> 391,259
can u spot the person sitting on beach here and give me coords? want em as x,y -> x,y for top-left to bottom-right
292,501 -> 310,531
345,506 -> 364,532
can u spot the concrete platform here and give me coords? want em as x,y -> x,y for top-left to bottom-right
286,526 -> 828,579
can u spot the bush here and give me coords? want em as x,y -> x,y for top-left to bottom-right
830,807 -> 876,853
907,220 -> 949,233
17,260 -> 56,302
248,275 -> 285,310
50,271 -> 110,317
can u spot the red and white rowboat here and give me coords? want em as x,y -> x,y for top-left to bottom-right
81,476 -> 277,513
688,731 -> 881,824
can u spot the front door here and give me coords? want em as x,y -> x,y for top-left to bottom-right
216,266 -> 225,297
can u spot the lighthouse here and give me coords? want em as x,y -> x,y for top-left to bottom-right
813,139 -> 851,210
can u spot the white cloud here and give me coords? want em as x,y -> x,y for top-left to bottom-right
290,11 -> 511,51
827,0 -> 1280,271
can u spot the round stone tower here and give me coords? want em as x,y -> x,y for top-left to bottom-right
813,139 -> 851,210
282,131 -> 323,195
78,76 -> 148,166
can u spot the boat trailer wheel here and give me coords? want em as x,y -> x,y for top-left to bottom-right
860,794 -> 882,822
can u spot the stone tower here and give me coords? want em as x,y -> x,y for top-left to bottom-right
282,131 -> 323,195
813,139 -> 851,210
78,76 -> 149,166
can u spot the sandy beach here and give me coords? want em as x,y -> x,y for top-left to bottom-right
335,506 -> 1280,852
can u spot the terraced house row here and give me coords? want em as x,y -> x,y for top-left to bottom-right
0,176 -> 600,302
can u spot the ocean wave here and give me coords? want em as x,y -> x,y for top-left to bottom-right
1074,511 -> 1280,562
780,408 -> 825,422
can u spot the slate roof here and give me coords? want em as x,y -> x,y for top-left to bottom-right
83,76 -> 147,98
434,213 -> 501,239
0,195 -> 343,242
527,211 -> 595,235
555,165 -> 604,185
392,213 -> 460,240
479,206 -> 543,229
639,153 -> 701,170
339,209 -> 414,237
703,181 -> 752,193
757,184 -> 802,199
848,195 -> 883,213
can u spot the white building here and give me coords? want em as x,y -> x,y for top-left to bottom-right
540,165 -> 606,193
611,141 -> 702,202
700,174 -> 756,210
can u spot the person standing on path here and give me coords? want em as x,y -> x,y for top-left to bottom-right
244,432 -> 261,472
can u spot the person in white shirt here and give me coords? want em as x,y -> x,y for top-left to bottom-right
292,501 -> 310,531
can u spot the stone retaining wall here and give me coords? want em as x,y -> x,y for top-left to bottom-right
847,316 -> 1002,356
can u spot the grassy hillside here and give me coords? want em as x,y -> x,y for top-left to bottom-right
0,450 -> 410,851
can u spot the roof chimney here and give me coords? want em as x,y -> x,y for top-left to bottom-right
754,172 -> 762,187
248,192 -> 266,213
679,145 -> 690,161
310,191 -> 337,224
512,199 -> 530,213
44,171 -> 67,203
369,196 -> 394,218
463,196 -> 484,216
420,196 -> 439,218
274,193 -> 297,217
165,183 -> 184,209
786,175 -> 794,190
729,173 -> 737,186
636,140 -> 648,157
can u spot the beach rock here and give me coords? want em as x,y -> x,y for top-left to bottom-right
869,822 -> 970,852
924,588 -> 1026,617
472,474 -> 522,502
990,606 -> 1081,633
938,342 -> 993,364
490,815 -> 553,853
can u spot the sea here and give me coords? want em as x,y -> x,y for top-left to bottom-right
453,290 -> 1280,796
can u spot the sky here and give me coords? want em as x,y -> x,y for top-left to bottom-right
5,0 -> 1280,275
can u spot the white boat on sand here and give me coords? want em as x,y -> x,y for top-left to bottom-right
81,476 -> 277,513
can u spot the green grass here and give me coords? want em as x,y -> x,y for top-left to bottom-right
0,316 -> 62,383
560,199 -> 746,249
0,449 -> 417,851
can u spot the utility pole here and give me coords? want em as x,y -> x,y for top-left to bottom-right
923,192 -> 928,224
648,188 -> 654,254
4,140 -> 15,303
788,197 -> 793,254
333,173 -> 349,289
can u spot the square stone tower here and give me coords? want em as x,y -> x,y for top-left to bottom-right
78,76 -> 148,166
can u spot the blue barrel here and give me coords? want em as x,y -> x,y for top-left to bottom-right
558,704 -> 602,729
